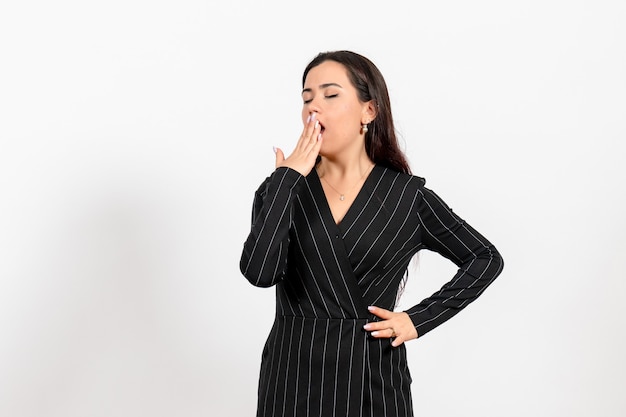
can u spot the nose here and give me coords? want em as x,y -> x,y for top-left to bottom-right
306,96 -> 322,114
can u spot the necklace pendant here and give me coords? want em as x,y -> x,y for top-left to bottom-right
340,195 -> 345,201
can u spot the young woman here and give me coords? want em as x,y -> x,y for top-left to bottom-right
240,50 -> 504,417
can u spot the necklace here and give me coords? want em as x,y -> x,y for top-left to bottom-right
319,164 -> 375,201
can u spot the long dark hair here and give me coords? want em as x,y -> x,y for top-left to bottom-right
302,50 -> 412,174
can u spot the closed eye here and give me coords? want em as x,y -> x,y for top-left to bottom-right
303,94 -> 337,104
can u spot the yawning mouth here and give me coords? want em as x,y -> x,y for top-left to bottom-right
319,122 -> 326,133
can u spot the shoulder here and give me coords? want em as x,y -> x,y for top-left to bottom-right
378,166 -> 427,191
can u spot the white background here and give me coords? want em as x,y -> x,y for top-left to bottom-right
1,1 -> 625,416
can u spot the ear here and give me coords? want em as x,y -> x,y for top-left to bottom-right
361,100 -> 378,124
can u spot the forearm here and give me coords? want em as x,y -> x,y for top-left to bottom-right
240,167 -> 303,287
405,244 -> 503,336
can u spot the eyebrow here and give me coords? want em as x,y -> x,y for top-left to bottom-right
301,83 -> 343,95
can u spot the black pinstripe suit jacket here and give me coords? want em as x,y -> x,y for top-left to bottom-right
240,166 -> 503,417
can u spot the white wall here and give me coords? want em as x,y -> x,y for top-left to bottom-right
1,1 -> 624,416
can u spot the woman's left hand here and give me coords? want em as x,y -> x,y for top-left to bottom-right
364,306 -> 419,347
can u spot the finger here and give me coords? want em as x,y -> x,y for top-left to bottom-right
302,116 -> 321,147
303,124 -> 322,154
369,327 -> 397,339
312,120 -> 321,141
372,327 -> 398,338
391,336 -> 405,348
274,147 -> 285,168
364,319 -> 393,333
369,327 -> 407,347
297,112 -> 318,149
364,324 -> 383,334
295,129 -> 322,167
368,305 -> 393,320
312,132 -> 323,152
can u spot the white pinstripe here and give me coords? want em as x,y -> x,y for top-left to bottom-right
292,322 -> 305,417
268,319 -> 287,417
318,320 -> 329,417
281,318 -> 296,417
292,226 -> 332,317
306,321 -> 316,417
332,319 -> 343,417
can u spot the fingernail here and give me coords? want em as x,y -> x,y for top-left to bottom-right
371,331 -> 379,337
315,120 -> 319,128
311,112 -> 317,121
317,133 -> 322,141
272,146 -> 277,154
368,306 -> 374,311
306,114 -> 311,123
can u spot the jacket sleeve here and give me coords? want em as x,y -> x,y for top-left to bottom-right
239,167 -> 303,287
405,184 -> 504,337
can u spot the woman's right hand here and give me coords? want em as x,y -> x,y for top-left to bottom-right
274,112 -> 323,176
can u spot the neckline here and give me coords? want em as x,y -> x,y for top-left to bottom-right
312,165 -> 382,228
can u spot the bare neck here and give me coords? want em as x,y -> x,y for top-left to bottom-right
317,153 -> 374,181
